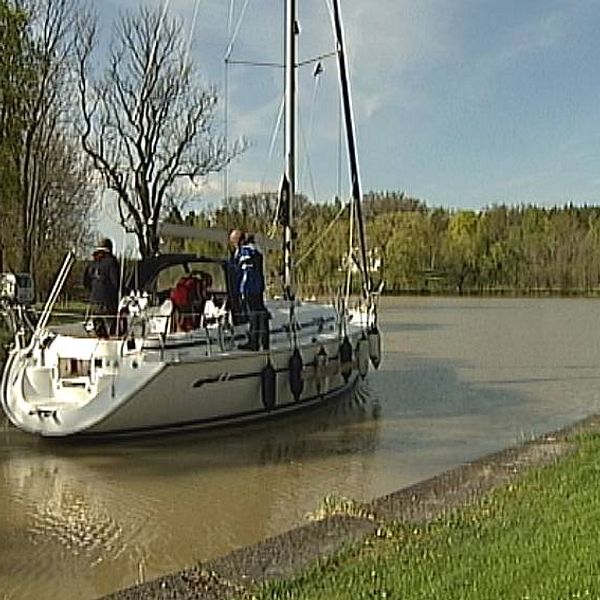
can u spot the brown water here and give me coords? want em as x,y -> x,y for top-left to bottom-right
2,297 -> 600,599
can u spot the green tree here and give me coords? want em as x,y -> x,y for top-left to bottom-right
0,0 -> 28,270
442,211 -> 479,294
0,0 -> 94,293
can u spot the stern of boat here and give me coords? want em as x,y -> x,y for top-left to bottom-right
1,331 -> 164,436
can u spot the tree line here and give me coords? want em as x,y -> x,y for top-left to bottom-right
0,0 -> 94,294
2,0 -> 600,300
168,191 -> 600,297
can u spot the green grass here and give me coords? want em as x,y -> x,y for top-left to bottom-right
254,433 -> 600,599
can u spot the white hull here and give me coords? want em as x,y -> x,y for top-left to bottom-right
1,301 -> 368,437
0,0 -> 384,438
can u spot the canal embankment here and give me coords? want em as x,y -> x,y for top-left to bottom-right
103,412 -> 598,599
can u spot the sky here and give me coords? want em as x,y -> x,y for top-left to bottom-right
92,0 -> 600,231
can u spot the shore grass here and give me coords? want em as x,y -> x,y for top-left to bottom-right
254,432 -> 600,599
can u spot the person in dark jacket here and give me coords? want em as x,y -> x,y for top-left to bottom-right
83,238 -> 120,338
229,230 -> 269,350
227,228 -> 246,325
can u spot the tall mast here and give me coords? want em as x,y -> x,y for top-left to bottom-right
331,0 -> 371,296
282,0 -> 297,300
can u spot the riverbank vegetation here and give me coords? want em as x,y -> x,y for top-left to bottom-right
169,192 -> 600,297
253,430 -> 600,599
2,1 -> 599,301
2,1 -> 600,303
0,0 -> 236,297
0,0 -> 95,293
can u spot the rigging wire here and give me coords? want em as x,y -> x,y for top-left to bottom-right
223,0 -> 251,208
221,0 -> 349,267
224,0 -> 251,61
322,0 -> 363,316
297,111 -> 319,204
337,68 -> 343,201
264,95 -> 286,239
184,0 -> 202,68
227,0 -> 236,35
263,94 -> 285,191
328,0 -> 371,303
344,187 -> 355,306
295,201 -> 348,267
298,62 -> 322,199
223,59 -> 230,206
223,0 -> 233,208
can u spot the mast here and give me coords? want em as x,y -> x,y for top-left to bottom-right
331,0 -> 372,296
282,0 -> 297,300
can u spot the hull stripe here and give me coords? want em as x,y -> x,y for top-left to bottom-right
79,377 -> 356,438
192,353 -> 341,388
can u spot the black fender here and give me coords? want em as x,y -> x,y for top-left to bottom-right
288,347 -> 304,401
261,360 -> 277,411
339,335 -> 353,382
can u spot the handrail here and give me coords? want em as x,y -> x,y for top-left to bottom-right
35,251 -> 76,338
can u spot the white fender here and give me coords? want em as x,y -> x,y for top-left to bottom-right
368,325 -> 382,369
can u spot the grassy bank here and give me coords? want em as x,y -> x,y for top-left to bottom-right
254,431 -> 600,599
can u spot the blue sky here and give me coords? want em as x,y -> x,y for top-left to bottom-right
93,0 -> 600,215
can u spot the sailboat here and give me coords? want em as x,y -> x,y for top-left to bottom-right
0,0 -> 382,437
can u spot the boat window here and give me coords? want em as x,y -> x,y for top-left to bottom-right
59,358 -> 91,379
156,263 -> 226,295
156,265 -> 187,291
190,263 -> 226,293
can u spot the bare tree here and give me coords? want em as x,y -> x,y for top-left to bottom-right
77,6 -> 241,258
0,0 -> 27,271
7,0 -> 93,279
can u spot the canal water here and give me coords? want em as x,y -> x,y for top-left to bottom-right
2,297 -> 600,599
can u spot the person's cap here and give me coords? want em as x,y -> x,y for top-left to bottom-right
96,238 -> 113,252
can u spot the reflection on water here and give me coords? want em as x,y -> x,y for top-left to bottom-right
0,389 -> 381,600
3,297 -> 600,599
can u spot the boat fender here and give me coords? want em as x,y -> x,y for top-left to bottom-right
339,335 -> 353,382
368,324 -> 382,369
314,346 -> 329,395
288,347 -> 304,401
261,360 -> 277,412
357,334 -> 369,379
104,359 -> 120,376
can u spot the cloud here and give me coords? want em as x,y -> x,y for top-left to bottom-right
188,176 -> 274,206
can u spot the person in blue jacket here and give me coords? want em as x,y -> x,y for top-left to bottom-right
229,230 -> 269,350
